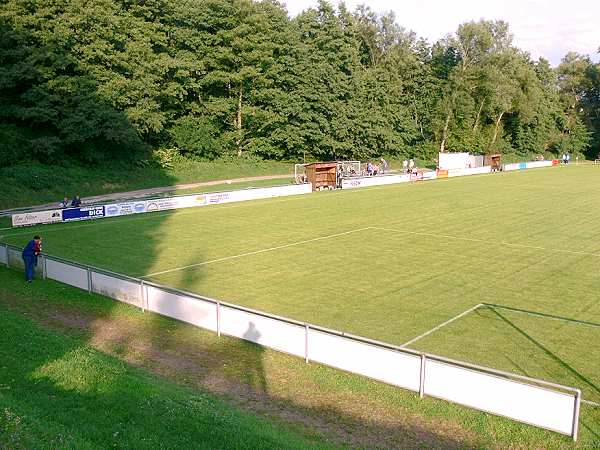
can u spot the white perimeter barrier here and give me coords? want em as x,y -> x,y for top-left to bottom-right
146,285 -> 218,332
448,166 -> 492,177
504,160 -> 554,172
12,183 -> 312,227
424,358 -> 578,436
0,242 -> 582,440
342,174 -> 411,189
0,245 -> 7,265
341,166 -> 493,189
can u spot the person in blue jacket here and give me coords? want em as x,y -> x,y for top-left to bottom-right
22,235 -> 42,282
71,195 -> 82,207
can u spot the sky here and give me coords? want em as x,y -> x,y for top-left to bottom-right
284,0 -> 600,66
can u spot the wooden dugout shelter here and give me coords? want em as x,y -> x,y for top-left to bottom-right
305,162 -> 338,191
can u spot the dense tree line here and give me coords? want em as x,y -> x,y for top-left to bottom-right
0,0 -> 598,168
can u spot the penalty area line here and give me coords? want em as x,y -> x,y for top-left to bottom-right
141,227 -> 374,278
372,227 -> 600,258
400,303 -> 483,348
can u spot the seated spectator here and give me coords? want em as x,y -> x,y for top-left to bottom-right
71,195 -> 82,207
59,197 -> 69,208
373,164 -> 380,175
295,173 -> 308,184
367,162 -> 374,176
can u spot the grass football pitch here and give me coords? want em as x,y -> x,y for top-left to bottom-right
2,165 -> 600,406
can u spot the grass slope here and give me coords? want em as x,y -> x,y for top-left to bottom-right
1,267 -> 597,448
0,158 -> 292,210
0,281 -> 332,449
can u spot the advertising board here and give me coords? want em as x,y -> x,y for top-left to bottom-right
421,171 -> 438,181
525,161 -> 553,169
145,195 -> 207,212
11,209 -> 63,227
104,201 -> 147,217
62,206 -> 105,222
438,152 -> 471,170
503,163 -> 521,172
448,166 -> 492,177
206,184 -> 312,204
341,174 -> 410,189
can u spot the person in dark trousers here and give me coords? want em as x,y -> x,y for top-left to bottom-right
22,235 -> 42,282
71,195 -> 82,207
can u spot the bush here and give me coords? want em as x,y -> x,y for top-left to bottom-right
169,116 -> 223,159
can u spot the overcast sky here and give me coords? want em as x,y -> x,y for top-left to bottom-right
284,0 -> 600,66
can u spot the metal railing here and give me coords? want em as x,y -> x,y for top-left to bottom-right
0,242 -> 582,440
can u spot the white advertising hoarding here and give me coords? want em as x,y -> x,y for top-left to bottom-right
307,329 -> 422,392
91,272 -> 142,307
342,174 -> 410,189
220,306 -> 306,357
526,161 -> 553,169
438,153 -> 471,170
424,359 -> 577,436
46,259 -> 89,290
104,201 -> 148,217
146,286 -> 218,332
206,184 -> 312,205
12,209 -> 62,227
145,194 -> 208,212
448,166 -> 492,177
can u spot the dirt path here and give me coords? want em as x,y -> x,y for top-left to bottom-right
0,174 -> 292,216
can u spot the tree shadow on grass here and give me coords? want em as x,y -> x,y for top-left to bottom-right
489,308 -> 600,401
0,266 -> 488,449
0,301 -> 330,450
5,263 -> 596,447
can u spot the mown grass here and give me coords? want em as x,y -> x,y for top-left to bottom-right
1,267 -> 597,448
0,158 -> 292,210
3,166 -> 600,402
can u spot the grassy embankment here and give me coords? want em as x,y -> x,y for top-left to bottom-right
1,152 -> 568,211
0,158 -> 293,210
0,269 -> 334,449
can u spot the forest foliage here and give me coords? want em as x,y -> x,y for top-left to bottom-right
0,0 -> 598,168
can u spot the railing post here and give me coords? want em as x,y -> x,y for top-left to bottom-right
419,354 -> 426,399
140,280 -> 145,312
305,324 -> 309,363
86,268 -> 92,294
572,389 -> 581,441
216,301 -> 221,337
42,255 -> 47,280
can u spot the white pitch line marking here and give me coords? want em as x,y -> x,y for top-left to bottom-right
142,227 -> 374,278
372,227 -> 600,258
400,303 -> 483,348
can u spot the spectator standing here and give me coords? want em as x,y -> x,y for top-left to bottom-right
71,195 -> 82,207
402,160 -> 408,173
562,153 -> 567,164
566,153 -> 570,165
408,159 -> 415,173
380,158 -> 388,174
22,235 -> 42,282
